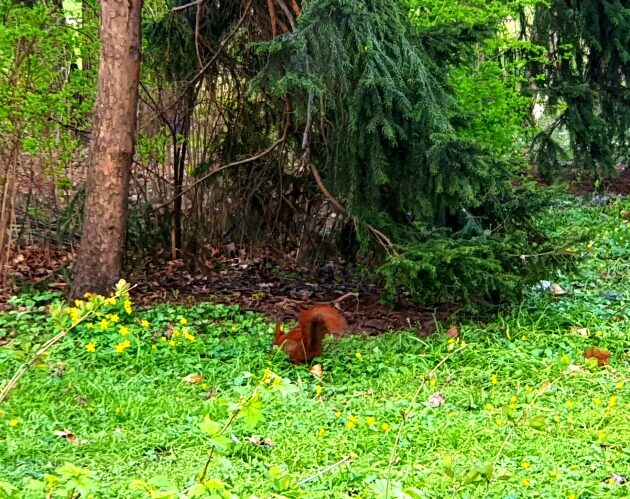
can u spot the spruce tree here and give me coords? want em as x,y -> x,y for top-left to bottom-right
529,0 -> 629,177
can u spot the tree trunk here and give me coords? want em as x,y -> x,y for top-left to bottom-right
70,0 -> 143,298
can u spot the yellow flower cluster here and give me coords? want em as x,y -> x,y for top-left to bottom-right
333,412 -> 390,432
115,339 -> 132,354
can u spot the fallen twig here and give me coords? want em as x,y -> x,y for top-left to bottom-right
297,453 -> 355,486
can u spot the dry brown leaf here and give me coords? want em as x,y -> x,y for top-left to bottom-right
53,429 -> 75,441
53,429 -> 87,445
551,284 -> 568,296
309,364 -> 323,378
182,374 -> 203,384
427,392 -> 446,408
246,435 -> 276,447
446,325 -> 459,338
584,347 -> 611,366
620,210 -> 630,219
570,326 -> 590,337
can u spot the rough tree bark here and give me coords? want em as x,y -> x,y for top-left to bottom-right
70,0 -> 143,298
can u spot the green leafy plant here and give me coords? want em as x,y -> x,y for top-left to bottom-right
1,197 -> 629,497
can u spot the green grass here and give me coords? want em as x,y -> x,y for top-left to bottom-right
1,196 -> 629,498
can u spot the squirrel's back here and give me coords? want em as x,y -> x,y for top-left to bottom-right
299,305 -> 346,349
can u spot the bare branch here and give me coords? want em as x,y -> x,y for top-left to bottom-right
171,0 -> 202,13
151,124 -> 289,212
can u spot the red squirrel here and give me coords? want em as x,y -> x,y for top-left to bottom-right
273,305 -> 347,363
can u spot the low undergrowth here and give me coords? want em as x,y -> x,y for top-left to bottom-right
0,196 -> 629,498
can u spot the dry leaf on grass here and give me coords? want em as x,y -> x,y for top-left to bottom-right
427,392 -> 446,408
182,374 -> 203,384
246,435 -> 276,447
309,364 -> 323,378
53,429 -> 87,445
551,284 -> 568,296
570,326 -> 589,337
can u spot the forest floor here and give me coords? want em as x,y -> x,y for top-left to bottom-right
3,169 -> 630,336
1,195 -> 629,498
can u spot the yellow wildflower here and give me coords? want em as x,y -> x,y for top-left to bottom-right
119,326 -> 130,336
141,319 -> 150,328
315,385 -> 323,395
522,479 -> 531,487
607,396 -> 618,408
69,308 -> 80,324
549,469 -> 558,479
381,423 -> 390,431
115,407 -> 122,415
114,340 -> 131,354
109,314 -> 120,323
99,319 -> 110,330
85,342 -> 96,353
183,331 -> 196,342
334,411 -> 342,418
491,374 -> 498,385
346,421 -> 355,429
566,400 -> 575,409
429,379 -> 437,387
594,398 -> 602,406
484,403 -> 494,411
597,431 -> 606,441
123,300 -> 132,315
520,461 -> 530,469
9,418 -> 19,427
318,427 -> 326,437
495,418 -> 504,427
168,340 -> 177,347
616,381 -> 624,390
179,317 -> 188,325
366,416 -> 375,426
104,297 -> 116,306
355,351 -> 362,359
